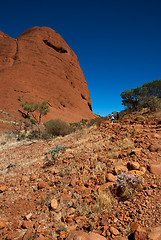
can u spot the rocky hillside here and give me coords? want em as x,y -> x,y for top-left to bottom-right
0,27 -> 95,129
0,113 -> 161,240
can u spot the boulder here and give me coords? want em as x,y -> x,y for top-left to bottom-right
148,164 -> 161,175
66,231 -> 106,240
148,225 -> 161,240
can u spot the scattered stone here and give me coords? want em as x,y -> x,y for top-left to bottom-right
130,222 -> 139,234
130,148 -> 142,155
37,182 -> 46,189
134,225 -> 147,240
148,164 -> 161,175
128,170 -> 144,176
148,225 -> 161,240
66,231 -> 106,240
0,219 -> 5,229
148,144 -> 161,152
51,198 -> 58,210
114,165 -> 128,174
22,227 -> 34,240
0,185 -> 6,192
21,220 -> 33,229
109,226 -> 120,236
25,213 -> 32,220
59,231 -> 68,239
127,161 -> 140,170
30,174 -> 37,181
106,173 -> 116,182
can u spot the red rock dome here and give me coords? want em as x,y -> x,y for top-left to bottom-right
0,26 -> 95,128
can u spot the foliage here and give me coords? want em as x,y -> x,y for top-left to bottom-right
0,110 -> 25,140
70,119 -> 88,130
120,79 -> 161,111
21,101 -> 50,124
20,100 -> 50,137
87,116 -> 108,127
45,145 -> 66,163
44,119 -> 73,137
135,115 -> 145,121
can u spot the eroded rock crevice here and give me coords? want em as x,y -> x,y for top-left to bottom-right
81,94 -> 86,100
43,40 -> 67,53
88,102 -> 92,111
13,40 -> 18,65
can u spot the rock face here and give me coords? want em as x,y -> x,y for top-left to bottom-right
0,27 -> 95,126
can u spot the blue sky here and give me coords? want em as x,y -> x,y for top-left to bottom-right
1,0 -> 161,116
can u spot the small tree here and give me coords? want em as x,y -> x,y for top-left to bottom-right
120,79 -> 161,111
21,101 -> 50,136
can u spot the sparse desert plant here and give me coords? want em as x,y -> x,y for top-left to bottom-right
21,100 -> 50,136
114,172 -> 144,200
70,118 -> 88,131
92,189 -> 114,213
87,116 -> 108,128
76,200 -> 91,216
135,115 -> 145,121
45,145 -> 66,163
44,119 -> 73,137
0,110 -> 25,140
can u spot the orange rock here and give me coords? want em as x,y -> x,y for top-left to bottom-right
134,225 -> 147,240
37,182 -> 46,189
66,231 -> 106,240
0,185 -> 6,192
106,173 -> 116,182
0,27 -> 95,132
0,219 -> 5,229
59,231 -> 68,238
114,165 -> 128,174
51,198 -> 58,210
148,225 -> 161,240
127,161 -> 140,170
148,143 -> 161,152
148,164 -> 161,175
128,170 -> 144,176
109,227 -> 120,236
30,174 -> 37,181
130,222 -> 139,234
22,227 -> 34,240
21,220 -> 33,229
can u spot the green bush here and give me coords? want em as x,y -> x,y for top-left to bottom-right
70,119 -> 88,131
88,116 -> 108,127
44,119 -> 73,137
135,115 -> 145,121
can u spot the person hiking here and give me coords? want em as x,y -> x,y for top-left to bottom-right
111,113 -> 114,123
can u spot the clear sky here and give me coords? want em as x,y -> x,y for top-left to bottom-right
1,0 -> 161,116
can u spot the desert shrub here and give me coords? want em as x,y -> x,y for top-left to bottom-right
70,119 -> 88,131
135,115 -> 145,121
45,145 -> 66,163
87,116 -> 108,128
44,119 -> 73,137
76,201 -> 91,216
144,95 -> 161,112
113,172 -> 144,200
92,189 -> 113,213
27,130 -> 40,139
